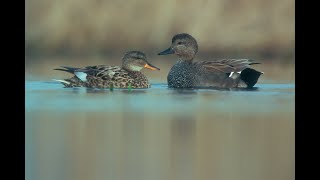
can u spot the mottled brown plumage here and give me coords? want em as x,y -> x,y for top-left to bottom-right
53,51 -> 160,88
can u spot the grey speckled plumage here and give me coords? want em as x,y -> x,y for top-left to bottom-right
53,51 -> 160,88
158,33 -> 263,88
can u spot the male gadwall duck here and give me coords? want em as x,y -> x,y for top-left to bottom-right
53,51 -> 160,88
158,33 -> 263,89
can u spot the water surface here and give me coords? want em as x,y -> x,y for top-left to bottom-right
25,81 -> 295,180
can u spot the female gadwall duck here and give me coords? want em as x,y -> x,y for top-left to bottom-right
53,51 -> 160,88
158,33 -> 263,89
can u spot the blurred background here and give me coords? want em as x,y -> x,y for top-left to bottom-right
25,1 -> 295,180
25,0 -> 294,83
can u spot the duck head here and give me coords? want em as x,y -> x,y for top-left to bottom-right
122,51 -> 160,71
158,33 -> 198,61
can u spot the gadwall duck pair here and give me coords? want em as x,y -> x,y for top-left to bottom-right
54,33 -> 263,89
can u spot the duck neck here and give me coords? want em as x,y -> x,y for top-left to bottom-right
177,50 -> 196,62
122,64 -> 130,71
178,56 -> 194,63
127,70 -> 144,77
129,71 -> 148,83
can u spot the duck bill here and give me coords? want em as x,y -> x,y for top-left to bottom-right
158,47 -> 174,55
144,63 -> 160,70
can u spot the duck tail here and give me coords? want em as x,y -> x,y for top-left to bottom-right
53,66 -> 79,74
52,79 -> 72,88
52,79 -> 70,85
239,68 -> 263,88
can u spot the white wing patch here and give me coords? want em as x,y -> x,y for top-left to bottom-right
229,71 -> 241,77
229,72 -> 234,77
229,71 -> 242,77
75,72 -> 87,82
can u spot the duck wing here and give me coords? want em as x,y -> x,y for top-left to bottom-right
53,66 -> 81,74
55,65 -> 126,82
76,65 -> 127,81
194,59 -> 260,73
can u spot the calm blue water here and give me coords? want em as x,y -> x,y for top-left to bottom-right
25,81 -> 295,180
25,81 -> 294,113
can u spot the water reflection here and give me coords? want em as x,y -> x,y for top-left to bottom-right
69,87 -> 147,95
25,81 -> 294,180
170,115 -> 196,180
169,88 -> 198,95
121,89 -> 147,94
